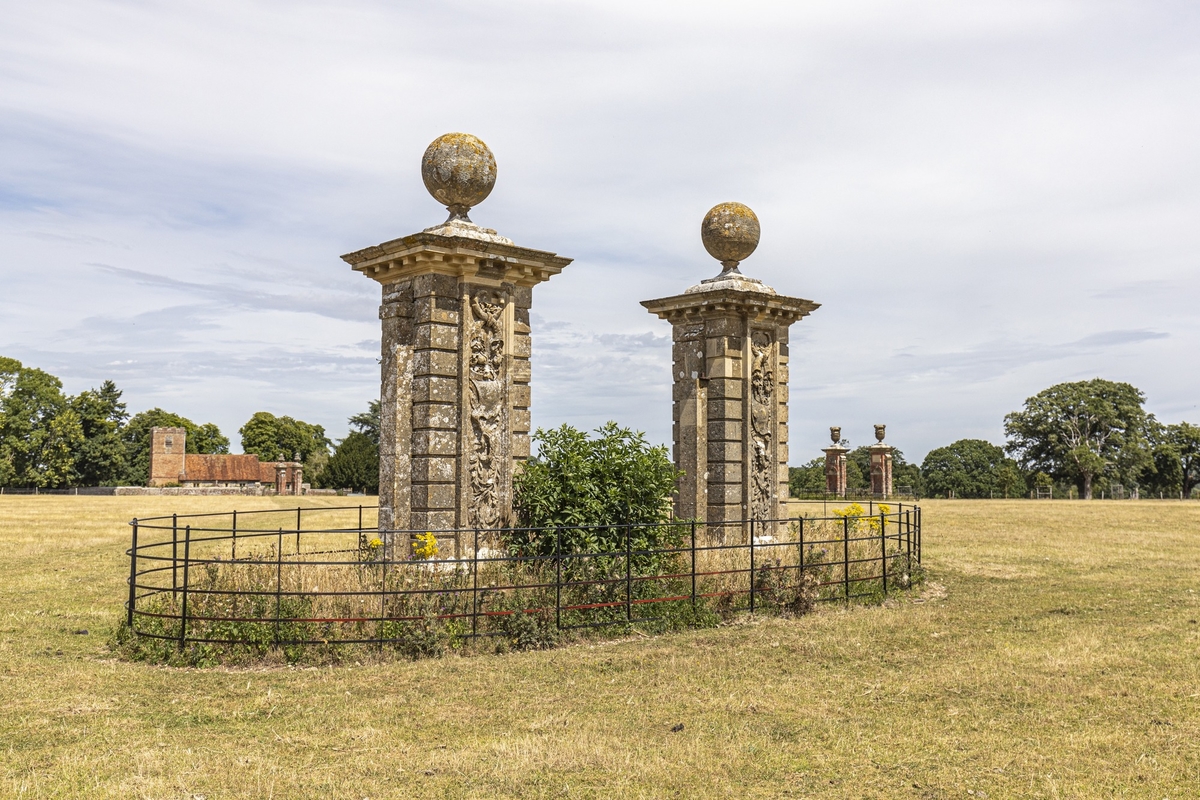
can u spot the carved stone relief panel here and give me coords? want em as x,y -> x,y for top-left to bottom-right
466,289 -> 508,530
748,329 -> 776,521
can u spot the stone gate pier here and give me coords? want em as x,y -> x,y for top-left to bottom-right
342,133 -> 572,535
823,426 -> 848,497
870,424 -> 894,497
642,203 -> 819,536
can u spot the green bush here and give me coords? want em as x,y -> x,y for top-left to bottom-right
508,422 -> 681,575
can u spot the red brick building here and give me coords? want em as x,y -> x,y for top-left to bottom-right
148,427 -> 304,494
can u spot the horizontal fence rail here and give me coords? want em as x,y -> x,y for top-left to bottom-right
124,502 -> 922,649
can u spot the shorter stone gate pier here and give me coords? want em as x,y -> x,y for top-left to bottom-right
642,203 -> 819,535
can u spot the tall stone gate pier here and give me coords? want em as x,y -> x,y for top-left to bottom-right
642,203 -> 819,532
342,133 -> 572,533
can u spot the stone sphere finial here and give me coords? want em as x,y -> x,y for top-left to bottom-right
701,202 -> 760,276
830,426 -> 842,444
421,133 -> 497,223
874,424 -> 886,443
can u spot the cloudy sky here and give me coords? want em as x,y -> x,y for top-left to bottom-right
2,0 -> 1197,463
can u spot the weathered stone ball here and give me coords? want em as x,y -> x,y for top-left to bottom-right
701,202 -> 760,264
421,132 -> 497,209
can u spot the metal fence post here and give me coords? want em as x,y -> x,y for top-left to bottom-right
378,546 -> 386,649
231,509 -> 238,561
555,527 -> 562,631
749,518 -> 756,613
798,516 -> 805,577
275,528 -> 283,646
880,512 -> 887,594
842,515 -> 850,603
625,525 -> 632,623
296,506 -> 302,555
127,519 -> 139,629
906,509 -> 912,562
472,527 -> 480,638
171,513 -> 178,600
690,519 -> 697,610
917,507 -> 922,562
179,525 -> 192,649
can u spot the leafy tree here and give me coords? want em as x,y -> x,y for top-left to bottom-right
0,358 -> 81,488
72,380 -> 129,486
1004,379 -> 1151,500
921,439 -> 1023,498
191,423 -> 230,456
0,357 -> 20,486
788,458 -> 825,497
847,446 -> 870,489
1176,422 -> 1200,497
1143,421 -> 1200,497
348,400 -> 380,446
239,411 -> 330,467
510,423 -> 679,559
315,431 -> 379,494
121,409 -> 230,486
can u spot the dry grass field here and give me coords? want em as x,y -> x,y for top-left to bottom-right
1,496 -> 1198,799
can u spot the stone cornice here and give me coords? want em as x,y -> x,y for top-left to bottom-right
342,231 -> 572,288
641,286 -> 820,325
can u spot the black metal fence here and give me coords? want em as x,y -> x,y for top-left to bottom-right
125,501 -> 922,649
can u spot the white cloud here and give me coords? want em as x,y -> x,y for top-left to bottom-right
1,0 -> 1197,459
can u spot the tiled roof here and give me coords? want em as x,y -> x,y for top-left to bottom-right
183,454 -> 265,483
260,462 -> 281,484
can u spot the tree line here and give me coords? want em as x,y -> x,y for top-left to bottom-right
790,378 -> 1199,500
0,357 -> 378,492
4,359 -> 1194,499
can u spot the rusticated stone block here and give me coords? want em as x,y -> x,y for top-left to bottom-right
706,378 -> 743,400
512,334 -> 532,358
412,430 -> 456,456
414,323 -> 459,351
413,510 -> 456,533
705,357 -> 743,379
710,482 -> 745,504
412,483 -> 456,510
411,375 -> 458,403
707,399 -> 743,421
706,420 -> 742,442
708,441 -> 742,462
412,457 -> 457,483
413,349 -> 458,377
412,402 -> 458,430
706,462 -> 742,483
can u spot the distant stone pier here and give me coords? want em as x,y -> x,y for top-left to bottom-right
343,133 -> 572,535
822,426 -> 848,497
642,203 -> 819,534
869,424 -> 894,497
